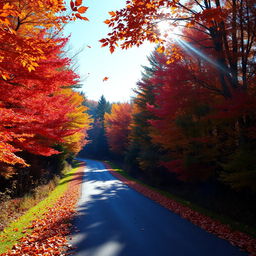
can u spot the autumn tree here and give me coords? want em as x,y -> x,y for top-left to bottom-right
102,0 -> 256,98
145,50 -> 216,182
0,0 -> 89,165
0,0 -> 88,80
60,89 -> 92,156
104,103 -> 133,156
102,1 -> 256,190
0,0 -> 92,179
145,39 -> 256,189
0,36 -> 92,177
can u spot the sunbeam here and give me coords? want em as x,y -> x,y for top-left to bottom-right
157,20 -> 182,40
175,38 -> 230,74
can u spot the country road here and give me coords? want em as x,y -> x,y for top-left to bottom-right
70,159 -> 247,256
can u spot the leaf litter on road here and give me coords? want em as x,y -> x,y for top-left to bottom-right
104,163 -> 256,255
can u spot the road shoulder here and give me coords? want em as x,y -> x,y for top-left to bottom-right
103,161 -> 256,255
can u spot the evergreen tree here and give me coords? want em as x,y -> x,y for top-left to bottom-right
125,51 -> 166,184
96,95 -> 111,121
79,95 -> 111,159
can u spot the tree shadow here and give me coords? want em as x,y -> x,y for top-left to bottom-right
68,159 -> 247,256
58,172 -> 85,186
72,160 -> 86,168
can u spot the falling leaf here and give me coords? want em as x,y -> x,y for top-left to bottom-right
104,19 -> 111,25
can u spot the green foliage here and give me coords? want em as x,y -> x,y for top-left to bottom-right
125,51 -> 164,177
221,145 -> 256,192
96,95 -> 111,121
79,95 -> 111,159
83,98 -> 98,118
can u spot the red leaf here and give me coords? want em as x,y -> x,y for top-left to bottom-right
75,13 -> 89,20
75,0 -> 83,6
101,42 -> 108,47
70,1 -> 74,9
110,46 -> 115,53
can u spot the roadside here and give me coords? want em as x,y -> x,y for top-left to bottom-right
104,161 -> 256,255
0,171 -> 64,233
0,161 -> 84,255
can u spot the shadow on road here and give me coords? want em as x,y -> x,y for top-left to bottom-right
68,159 -> 247,256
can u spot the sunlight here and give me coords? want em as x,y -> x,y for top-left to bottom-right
157,18 -> 230,75
157,20 -> 183,40
175,38 -> 229,73
156,17 -> 229,74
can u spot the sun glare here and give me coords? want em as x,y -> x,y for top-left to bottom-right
157,20 -> 183,40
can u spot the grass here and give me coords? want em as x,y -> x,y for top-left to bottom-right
0,176 -> 60,232
106,161 -> 256,238
0,164 -> 79,254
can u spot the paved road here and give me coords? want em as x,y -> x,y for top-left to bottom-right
70,159 -> 247,256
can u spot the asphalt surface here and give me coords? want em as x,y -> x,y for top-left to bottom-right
70,159 -> 247,256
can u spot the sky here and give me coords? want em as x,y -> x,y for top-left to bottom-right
63,0 -> 155,103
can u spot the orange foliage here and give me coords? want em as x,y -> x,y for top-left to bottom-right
0,0 -> 88,80
104,103 -> 133,155
0,1 -> 90,175
61,89 -> 92,155
102,0 -> 256,98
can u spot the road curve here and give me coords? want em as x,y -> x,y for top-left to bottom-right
70,159 -> 247,256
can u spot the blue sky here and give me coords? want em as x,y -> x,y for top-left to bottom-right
63,0 -> 155,103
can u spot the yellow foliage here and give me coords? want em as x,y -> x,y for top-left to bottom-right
60,89 -> 92,154
0,0 -> 88,80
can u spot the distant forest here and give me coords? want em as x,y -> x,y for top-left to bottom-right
80,49 -> 256,235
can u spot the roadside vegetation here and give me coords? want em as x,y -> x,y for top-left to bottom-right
0,162 -> 82,254
104,161 -> 256,254
0,2 -> 90,253
80,46 -> 256,241
106,161 -> 256,239
0,174 -> 60,232
80,0 -> 256,246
